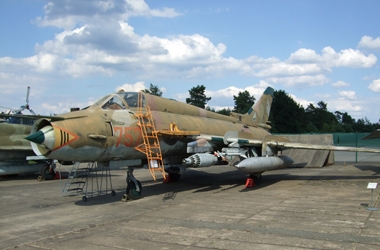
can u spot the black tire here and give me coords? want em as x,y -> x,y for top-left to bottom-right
111,190 -> 116,196
252,174 -> 262,186
126,180 -> 142,200
41,164 -> 56,180
82,196 -> 87,202
168,173 -> 181,182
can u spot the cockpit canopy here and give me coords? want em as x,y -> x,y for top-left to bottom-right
91,92 -> 144,110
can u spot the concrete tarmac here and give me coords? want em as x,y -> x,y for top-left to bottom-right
1,160 -> 380,249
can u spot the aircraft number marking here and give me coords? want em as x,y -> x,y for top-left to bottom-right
114,126 -> 142,147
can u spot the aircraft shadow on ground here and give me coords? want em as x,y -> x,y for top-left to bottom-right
73,165 -> 380,206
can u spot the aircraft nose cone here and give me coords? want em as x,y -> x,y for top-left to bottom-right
25,125 -> 55,150
25,131 -> 45,144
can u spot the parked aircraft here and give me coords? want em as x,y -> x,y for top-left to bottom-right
0,87 -> 56,179
0,123 -> 55,178
23,86 -> 380,199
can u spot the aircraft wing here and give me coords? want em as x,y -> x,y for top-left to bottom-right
264,141 -> 380,153
0,146 -> 32,151
0,113 -> 84,121
195,133 -> 380,154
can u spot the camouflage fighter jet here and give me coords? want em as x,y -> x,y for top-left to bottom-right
0,87 -> 56,179
24,87 -> 380,199
0,123 -> 56,178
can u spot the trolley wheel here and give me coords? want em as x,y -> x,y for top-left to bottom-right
37,176 -> 43,181
126,180 -> 142,200
82,196 -> 87,202
111,190 -> 116,196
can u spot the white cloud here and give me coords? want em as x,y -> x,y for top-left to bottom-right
205,82 -> 269,100
150,7 -> 181,17
41,98 -> 94,114
267,74 -> 329,87
368,79 -> 380,93
328,99 -> 362,112
319,47 -> 377,68
331,81 -> 349,87
255,62 -> 323,78
116,82 -> 147,92
358,36 -> 380,50
35,0 -> 181,30
288,48 -> 321,63
338,90 -> 356,100
288,46 -> 377,68
288,94 -> 312,109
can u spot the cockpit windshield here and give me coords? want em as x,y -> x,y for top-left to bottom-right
91,92 -> 144,110
102,95 -> 127,110
117,92 -> 144,108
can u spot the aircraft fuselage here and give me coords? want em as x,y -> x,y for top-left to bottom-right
29,107 -> 269,162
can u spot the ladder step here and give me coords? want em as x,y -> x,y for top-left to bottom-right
73,175 -> 88,178
67,188 -> 83,192
70,181 -> 86,185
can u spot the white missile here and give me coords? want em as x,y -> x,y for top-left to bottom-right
183,153 -> 218,168
234,155 -> 293,173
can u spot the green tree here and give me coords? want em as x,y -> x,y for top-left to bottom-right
335,111 -> 355,132
186,85 -> 211,109
305,101 -> 338,132
143,83 -> 162,97
269,90 -> 306,133
205,106 -> 215,112
233,90 -> 255,114
216,107 -> 231,116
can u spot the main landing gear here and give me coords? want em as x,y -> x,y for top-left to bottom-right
124,167 -> 142,200
38,160 -> 57,181
123,167 -> 182,201
166,173 -> 181,182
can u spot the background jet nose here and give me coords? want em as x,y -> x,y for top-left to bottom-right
25,125 -> 56,150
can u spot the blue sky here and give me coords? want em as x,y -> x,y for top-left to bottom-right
1,0 -> 380,124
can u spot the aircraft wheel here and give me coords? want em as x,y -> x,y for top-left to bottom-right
251,173 -> 262,186
111,190 -> 116,196
169,173 -> 181,182
82,196 -> 87,202
126,180 -> 142,200
41,164 -> 56,180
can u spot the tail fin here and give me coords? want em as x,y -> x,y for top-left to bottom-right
230,87 -> 274,130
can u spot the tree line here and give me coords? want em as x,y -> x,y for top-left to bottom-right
143,83 -> 380,133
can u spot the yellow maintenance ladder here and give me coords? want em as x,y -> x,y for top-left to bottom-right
134,92 -> 167,181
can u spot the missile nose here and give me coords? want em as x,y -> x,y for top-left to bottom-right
234,161 -> 244,168
25,126 -> 55,150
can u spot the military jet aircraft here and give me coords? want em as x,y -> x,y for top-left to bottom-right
24,87 -> 380,199
0,123 -> 55,178
0,87 -> 56,179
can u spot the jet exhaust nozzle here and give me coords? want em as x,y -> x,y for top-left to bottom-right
183,153 -> 218,168
234,155 -> 293,173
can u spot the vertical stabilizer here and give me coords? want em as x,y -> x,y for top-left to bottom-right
230,87 -> 274,129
